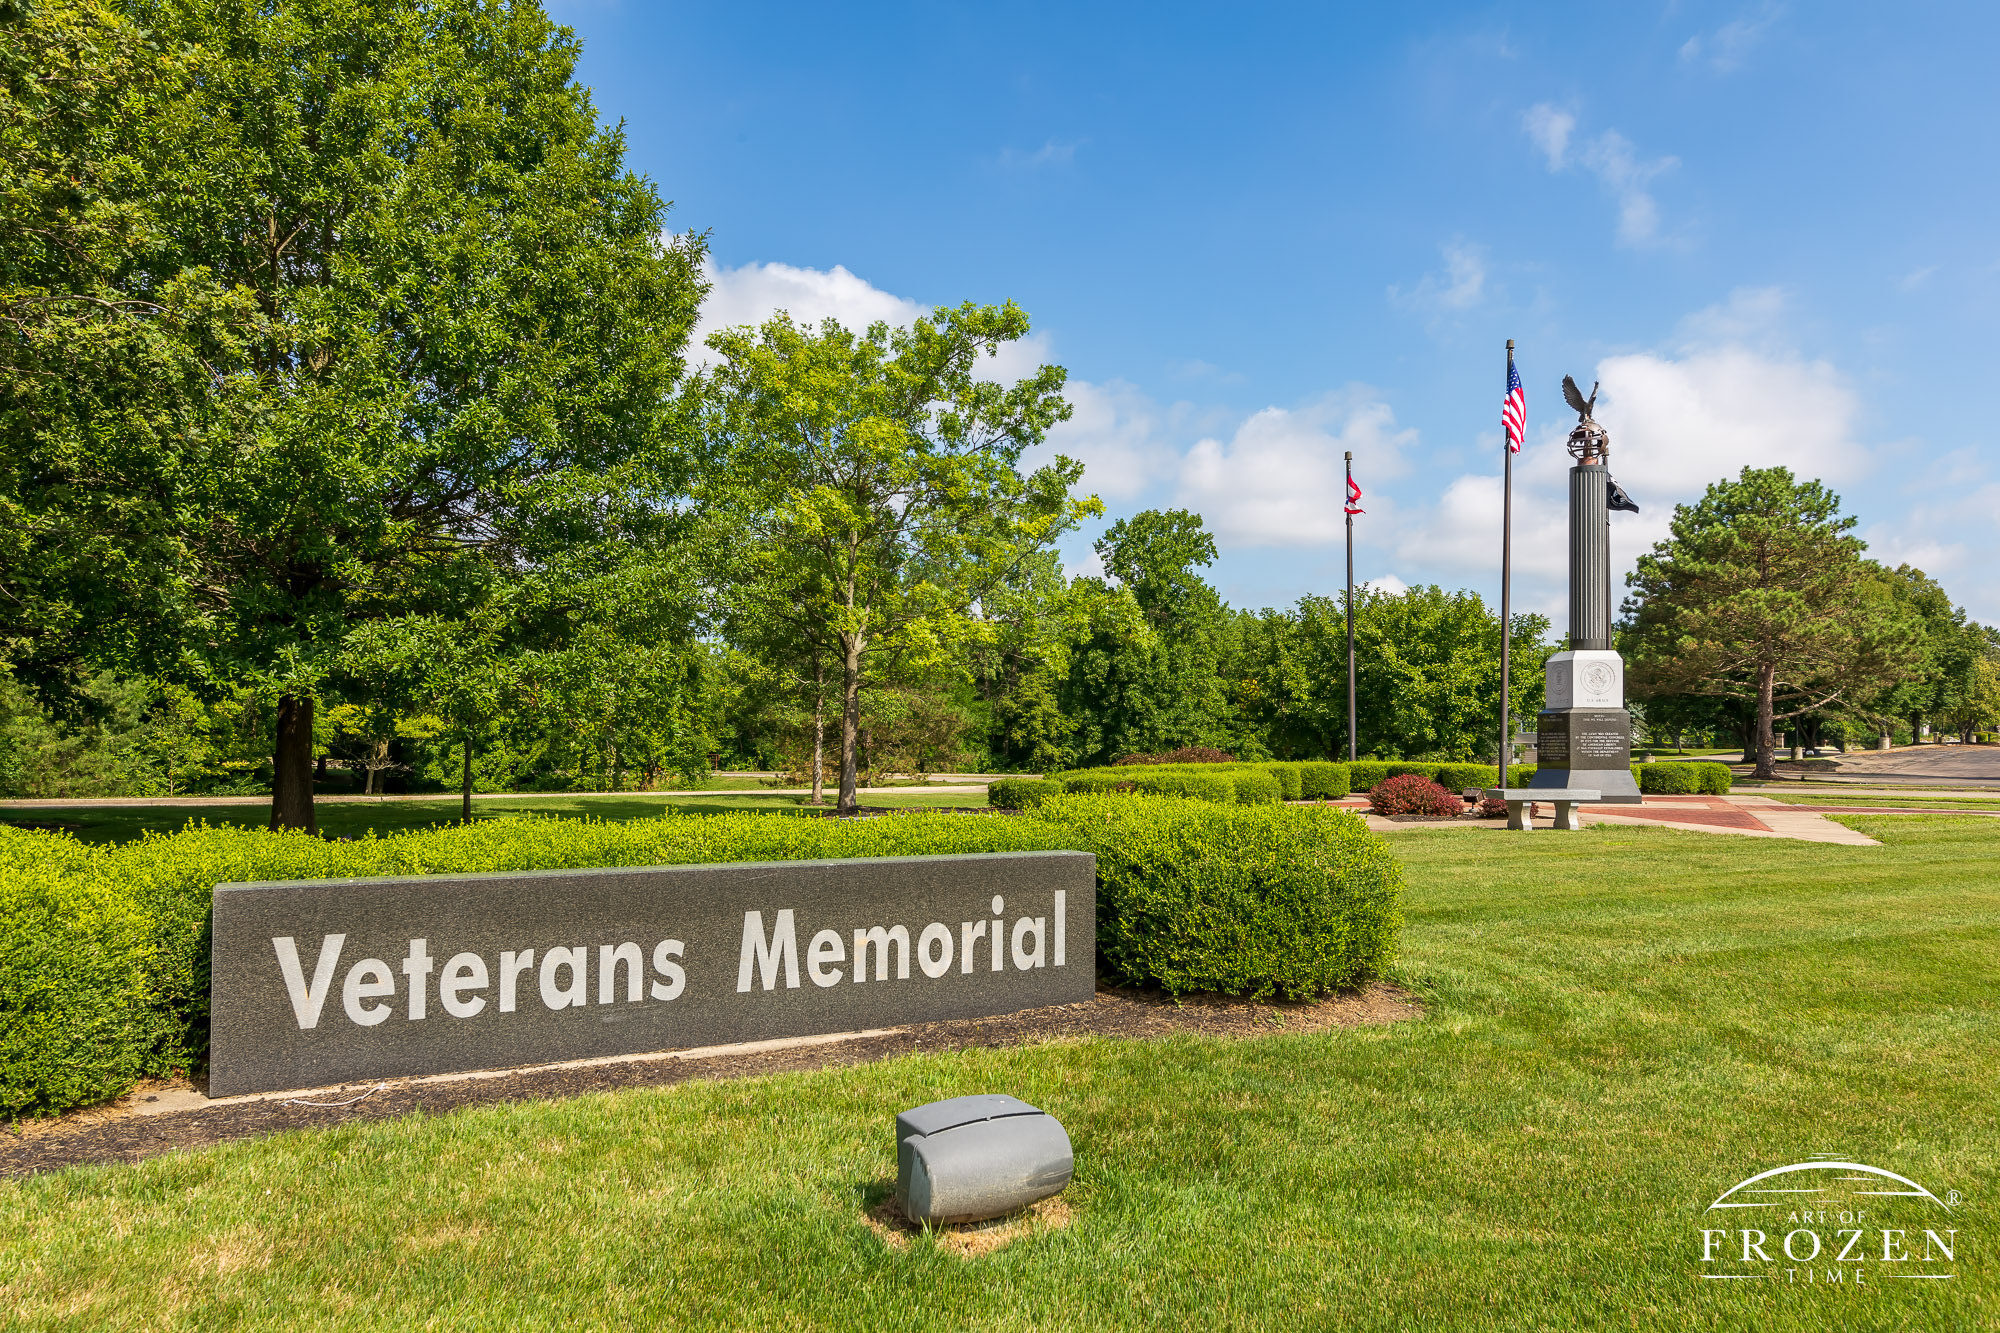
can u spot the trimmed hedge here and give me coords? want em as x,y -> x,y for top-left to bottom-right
1262,762 -> 1304,800
988,778 -> 1064,809
1632,762 -> 1734,795
1227,769 -> 1283,804
0,835 -> 155,1117
0,799 -> 1403,1114
1637,762 -> 1698,794
1050,760 -> 1345,805
1300,762 -> 1350,800
1133,771 -> 1238,803
1348,760 -> 1390,790
1038,796 -> 1400,1000
1433,763 -> 1497,792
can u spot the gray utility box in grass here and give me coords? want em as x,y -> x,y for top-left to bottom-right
895,1094 -> 1073,1225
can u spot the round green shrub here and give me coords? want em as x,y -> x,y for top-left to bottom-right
1261,763 -> 1304,801
1697,763 -> 1733,795
1228,769 -> 1283,803
0,831 -> 154,1117
1348,760 -> 1391,791
988,778 -> 1063,809
1131,772 -> 1236,803
1033,795 -> 1401,999
1638,762 -> 1700,794
1433,763 -> 1497,793
1299,762 -> 1351,800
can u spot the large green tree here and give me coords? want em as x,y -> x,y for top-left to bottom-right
1624,467 -> 1921,778
703,305 -> 1097,814
1255,585 -> 1549,762
1058,509 -> 1247,764
0,0 -> 226,701
4,0 -> 705,829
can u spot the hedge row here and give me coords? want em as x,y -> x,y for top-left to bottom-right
1000,757 -> 1731,808
1636,761 -> 1733,794
0,797 -> 1402,1116
1011,761 -> 1353,809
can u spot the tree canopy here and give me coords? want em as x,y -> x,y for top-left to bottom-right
1623,466 -> 1921,777
2,0 -> 707,828
701,304 -> 1098,813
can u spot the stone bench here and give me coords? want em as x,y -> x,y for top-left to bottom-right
1482,787 -> 1602,832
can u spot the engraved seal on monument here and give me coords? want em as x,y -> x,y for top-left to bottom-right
1580,661 -> 1616,702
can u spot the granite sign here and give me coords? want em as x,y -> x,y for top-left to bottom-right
209,851 -> 1096,1096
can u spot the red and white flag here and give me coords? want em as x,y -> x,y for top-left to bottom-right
1344,474 -> 1364,516
1503,360 -> 1526,453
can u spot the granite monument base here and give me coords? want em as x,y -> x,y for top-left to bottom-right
1531,707 -> 1641,803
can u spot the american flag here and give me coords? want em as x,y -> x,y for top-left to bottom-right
1503,360 -> 1526,452
1344,475 -> 1364,516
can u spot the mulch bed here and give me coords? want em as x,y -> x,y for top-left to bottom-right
0,982 -> 1419,1180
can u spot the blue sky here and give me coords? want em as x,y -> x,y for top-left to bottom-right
550,1 -> 2000,628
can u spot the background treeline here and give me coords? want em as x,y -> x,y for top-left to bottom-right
14,481 -> 1995,799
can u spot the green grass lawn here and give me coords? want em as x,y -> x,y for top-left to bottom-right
1,815 -> 1994,1330
0,790 -> 992,845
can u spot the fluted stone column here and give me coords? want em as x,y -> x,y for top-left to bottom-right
1568,462 -> 1611,652
1530,459 -> 1641,802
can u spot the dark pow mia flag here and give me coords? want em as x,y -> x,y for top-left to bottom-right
1606,477 -> 1640,513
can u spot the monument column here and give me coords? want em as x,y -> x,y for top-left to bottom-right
1568,460 -> 1611,651
1530,376 -> 1642,804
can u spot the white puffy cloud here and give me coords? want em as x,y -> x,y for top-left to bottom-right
1389,240 -> 1488,315
1679,7 -> 1781,74
1595,349 -> 1866,496
690,255 -> 1056,381
1393,438 -> 1577,582
695,257 -> 1146,499
1029,379 -> 1179,502
1522,107 -> 1679,248
690,257 -> 926,365
1173,391 -> 1419,548
1522,103 -> 1575,169
1578,131 -> 1678,247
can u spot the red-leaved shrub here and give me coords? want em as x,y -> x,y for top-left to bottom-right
1369,774 -> 1462,816
1114,746 -> 1237,766
1476,796 -> 1509,819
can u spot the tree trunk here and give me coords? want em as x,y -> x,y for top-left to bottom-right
461,737 -> 474,824
810,667 -> 826,806
1753,662 -> 1777,779
270,695 -> 317,832
838,635 -> 862,816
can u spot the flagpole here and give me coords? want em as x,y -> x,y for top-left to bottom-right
1499,340 -> 1515,781
1345,450 -> 1357,764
